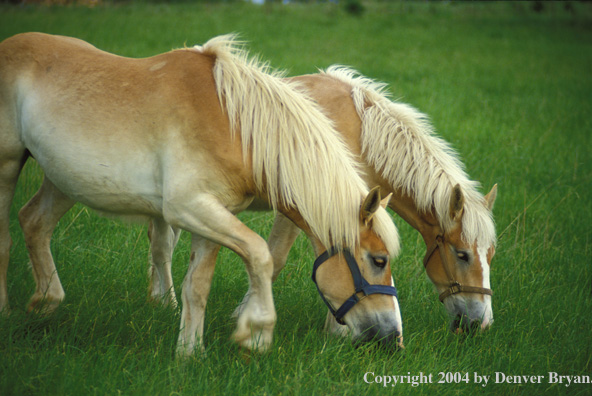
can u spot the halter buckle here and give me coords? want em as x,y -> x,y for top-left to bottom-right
354,291 -> 368,302
448,282 -> 462,296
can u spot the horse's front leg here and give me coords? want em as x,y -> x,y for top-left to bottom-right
147,218 -> 181,307
18,177 -> 74,314
166,193 -> 276,355
232,212 -> 300,319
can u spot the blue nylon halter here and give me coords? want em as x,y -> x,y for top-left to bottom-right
312,248 -> 399,325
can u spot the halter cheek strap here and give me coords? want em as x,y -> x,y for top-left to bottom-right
423,235 -> 493,302
312,248 -> 398,325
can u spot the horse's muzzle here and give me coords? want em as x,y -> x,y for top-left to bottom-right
451,314 -> 488,334
353,325 -> 404,351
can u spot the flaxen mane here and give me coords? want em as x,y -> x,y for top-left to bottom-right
191,36 -> 399,256
322,66 -> 496,249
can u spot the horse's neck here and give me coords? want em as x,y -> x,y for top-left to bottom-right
388,188 -> 441,247
278,206 -> 325,255
361,166 -> 440,246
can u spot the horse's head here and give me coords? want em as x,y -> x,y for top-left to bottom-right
424,184 -> 497,333
312,187 -> 403,350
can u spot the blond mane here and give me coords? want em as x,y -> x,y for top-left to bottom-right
322,66 -> 496,249
192,36 -> 399,256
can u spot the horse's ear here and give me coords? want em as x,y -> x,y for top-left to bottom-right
381,192 -> 392,210
484,184 -> 498,211
450,184 -> 464,222
361,186 -> 382,225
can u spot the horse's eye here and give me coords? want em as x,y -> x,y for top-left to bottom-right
457,251 -> 470,263
372,255 -> 388,269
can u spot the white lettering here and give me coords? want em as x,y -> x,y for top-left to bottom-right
495,372 -> 546,384
474,372 -> 490,387
495,372 -> 506,383
549,372 -> 573,387
367,371 -> 591,388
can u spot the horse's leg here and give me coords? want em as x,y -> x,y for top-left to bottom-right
268,213 -> 301,281
166,194 -> 275,355
147,218 -> 181,307
18,177 -> 74,314
232,213 -> 300,319
176,235 -> 220,356
0,154 -> 28,314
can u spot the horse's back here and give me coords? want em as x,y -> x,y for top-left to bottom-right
0,32 -> 231,159
0,32 -> 216,106
0,32 -> 98,55
0,33 -> 101,87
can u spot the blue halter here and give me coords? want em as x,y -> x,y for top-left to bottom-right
312,248 -> 399,325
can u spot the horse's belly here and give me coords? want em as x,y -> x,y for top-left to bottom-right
18,93 -> 165,215
27,138 -> 163,216
46,160 -> 163,217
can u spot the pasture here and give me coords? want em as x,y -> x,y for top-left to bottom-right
0,1 -> 590,395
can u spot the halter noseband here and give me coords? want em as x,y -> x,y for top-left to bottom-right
423,235 -> 493,302
312,248 -> 398,325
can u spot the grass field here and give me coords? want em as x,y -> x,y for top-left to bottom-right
0,1 -> 591,395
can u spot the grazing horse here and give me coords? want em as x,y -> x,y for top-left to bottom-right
149,67 -> 498,334
290,68 -> 497,333
0,33 -> 404,355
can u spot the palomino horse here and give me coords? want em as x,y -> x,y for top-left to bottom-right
289,68 -> 497,333
148,67 -> 498,334
0,33 -> 404,355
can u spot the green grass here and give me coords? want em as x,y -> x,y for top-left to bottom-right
1,1 -> 591,395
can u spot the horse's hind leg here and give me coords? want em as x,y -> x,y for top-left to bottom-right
18,177 -> 74,314
176,235 -> 220,356
147,218 -> 181,307
0,154 -> 28,314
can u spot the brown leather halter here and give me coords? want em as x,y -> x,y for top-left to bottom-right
423,235 -> 493,302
